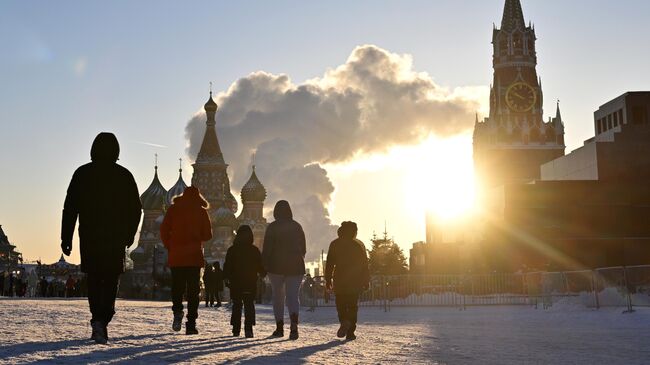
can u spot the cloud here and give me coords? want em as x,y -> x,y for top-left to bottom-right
185,45 -> 483,260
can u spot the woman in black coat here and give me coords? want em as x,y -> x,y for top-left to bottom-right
223,225 -> 266,337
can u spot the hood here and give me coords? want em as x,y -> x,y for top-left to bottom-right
337,221 -> 358,240
90,132 -> 120,162
273,200 -> 293,220
233,225 -> 254,246
173,186 -> 209,208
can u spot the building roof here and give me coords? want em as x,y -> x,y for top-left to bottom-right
241,166 -> 267,202
141,166 -> 168,211
500,0 -> 525,31
166,166 -> 188,206
195,93 -> 226,165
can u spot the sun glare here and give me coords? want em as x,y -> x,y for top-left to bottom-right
402,134 -> 477,223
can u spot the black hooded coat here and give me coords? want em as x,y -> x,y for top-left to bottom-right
223,226 -> 266,295
262,201 -> 306,276
61,133 -> 142,274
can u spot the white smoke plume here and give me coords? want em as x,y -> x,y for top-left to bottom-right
185,45 -> 481,260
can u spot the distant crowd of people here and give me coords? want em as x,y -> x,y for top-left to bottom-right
58,132 -> 370,345
0,271 -> 87,298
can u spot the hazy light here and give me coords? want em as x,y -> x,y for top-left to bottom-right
402,134 -> 476,223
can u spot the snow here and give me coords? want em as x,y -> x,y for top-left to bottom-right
1,298 -> 649,364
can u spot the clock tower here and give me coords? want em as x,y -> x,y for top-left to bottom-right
474,0 -> 565,189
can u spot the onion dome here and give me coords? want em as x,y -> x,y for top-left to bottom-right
166,161 -> 188,206
204,91 -> 218,113
213,205 -> 238,228
141,166 -> 168,211
241,166 -> 267,202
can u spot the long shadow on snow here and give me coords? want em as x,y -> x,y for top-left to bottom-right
24,335 -> 284,364
0,333 -> 168,359
239,340 -> 344,364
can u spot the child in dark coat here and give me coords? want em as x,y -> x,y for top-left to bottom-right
325,221 -> 370,341
223,225 -> 266,337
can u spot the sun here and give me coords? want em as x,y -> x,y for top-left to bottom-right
402,134 -> 477,223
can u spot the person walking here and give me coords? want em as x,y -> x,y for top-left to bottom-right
212,261 -> 224,307
262,200 -> 306,340
61,132 -> 142,344
325,221 -> 369,341
160,186 -> 213,335
203,263 -> 214,307
65,275 -> 76,298
27,271 -> 38,297
223,225 -> 266,337
39,276 -> 48,297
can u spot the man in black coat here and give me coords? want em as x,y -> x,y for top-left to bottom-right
61,132 -> 142,344
325,221 -> 370,341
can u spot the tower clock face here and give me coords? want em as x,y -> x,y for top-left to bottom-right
505,82 -> 536,112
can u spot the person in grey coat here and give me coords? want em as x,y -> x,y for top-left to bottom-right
262,200 -> 306,340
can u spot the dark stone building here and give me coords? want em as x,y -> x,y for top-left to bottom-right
480,93 -> 650,271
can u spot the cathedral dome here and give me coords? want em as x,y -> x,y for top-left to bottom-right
166,168 -> 188,206
213,205 -> 238,228
141,167 -> 168,211
241,167 -> 267,202
204,93 -> 218,113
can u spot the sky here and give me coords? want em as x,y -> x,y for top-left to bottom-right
1,0 -> 649,264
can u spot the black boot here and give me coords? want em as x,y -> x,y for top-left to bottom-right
345,324 -> 357,341
90,321 -> 107,345
186,321 -> 199,335
272,320 -> 284,337
337,320 -> 351,338
172,311 -> 184,332
244,324 -> 254,338
289,313 -> 299,340
232,323 -> 241,337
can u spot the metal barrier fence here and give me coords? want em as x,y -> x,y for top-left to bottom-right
300,265 -> 650,311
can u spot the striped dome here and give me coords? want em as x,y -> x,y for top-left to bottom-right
141,167 -> 168,211
166,170 -> 188,206
241,167 -> 266,202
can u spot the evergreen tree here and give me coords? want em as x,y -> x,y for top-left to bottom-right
368,231 -> 408,275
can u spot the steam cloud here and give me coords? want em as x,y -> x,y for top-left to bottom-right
185,45 -> 480,260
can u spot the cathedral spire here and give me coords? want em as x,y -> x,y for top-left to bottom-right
195,91 -> 226,165
555,100 -> 562,120
500,0 -> 525,31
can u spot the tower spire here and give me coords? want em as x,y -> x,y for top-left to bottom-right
196,90 -> 225,165
500,0 -> 525,31
555,99 -> 562,120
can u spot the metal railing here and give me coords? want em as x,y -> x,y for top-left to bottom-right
300,265 -> 650,311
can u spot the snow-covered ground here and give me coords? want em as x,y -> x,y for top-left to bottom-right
0,299 -> 649,364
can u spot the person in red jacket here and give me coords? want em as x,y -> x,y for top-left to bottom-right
160,186 -> 213,335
